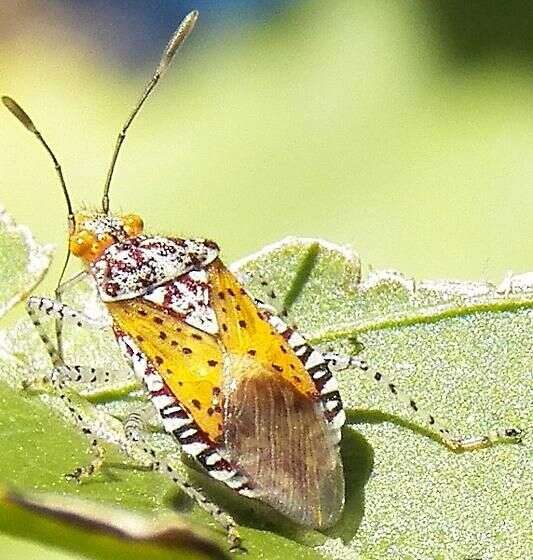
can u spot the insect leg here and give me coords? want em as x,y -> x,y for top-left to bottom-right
27,296 -> 110,330
123,410 -> 148,442
62,365 -> 138,394
26,296 -> 136,393
22,365 -> 135,395
236,270 -> 290,316
28,298 -> 242,549
325,352 -> 523,452
121,411 -> 243,552
47,384 -> 242,549
62,365 -> 120,386
54,271 -> 89,298
25,295 -> 127,481
257,277 -> 283,310
54,271 -> 90,361
27,296 -> 111,367
65,437 -> 106,482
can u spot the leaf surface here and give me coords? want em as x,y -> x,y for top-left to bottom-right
0,207 -> 52,320
0,233 -> 531,560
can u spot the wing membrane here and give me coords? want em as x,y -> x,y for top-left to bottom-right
108,260 -> 344,528
225,361 -> 344,528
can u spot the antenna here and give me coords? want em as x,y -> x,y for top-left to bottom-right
2,96 -> 74,220
101,9 -> 199,213
2,95 -> 74,289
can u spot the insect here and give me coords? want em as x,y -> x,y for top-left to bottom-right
2,9 -> 523,552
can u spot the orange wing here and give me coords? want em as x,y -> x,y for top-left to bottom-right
106,299 -> 224,442
207,260 -> 317,398
106,260 -> 317,441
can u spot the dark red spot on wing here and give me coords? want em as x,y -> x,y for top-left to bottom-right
192,399 -> 202,410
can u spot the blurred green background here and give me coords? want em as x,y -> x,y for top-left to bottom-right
0,0 -> 532,557
1,0 -> 532,291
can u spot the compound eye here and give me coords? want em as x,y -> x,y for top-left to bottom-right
69,230 -> 93,257
123,214 -> 143,236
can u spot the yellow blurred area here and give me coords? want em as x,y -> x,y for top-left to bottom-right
1,0 -> 532,297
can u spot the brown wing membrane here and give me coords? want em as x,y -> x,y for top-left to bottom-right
224,357 -> 345,529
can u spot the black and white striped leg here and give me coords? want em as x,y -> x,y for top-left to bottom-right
25,296 -> 116,392
22,364 -> 138,407
258,278 -> 283,311
123,410 -> 145,443
52,386 -> 110,481
64,410 -> 150,483
22,363 -> 126,394
54,398 -> 244,551
325,352 -> 523,452
60,365 -> 127,387
234,271 -> 279,311
25,297 -> 127,482
121,410 -> 243,552
24,296 -> 112,480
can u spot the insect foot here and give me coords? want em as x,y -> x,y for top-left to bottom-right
443,428 -> 524,453
21,374 -> 50,392
64,439 -> 106,483
227,527 -> 246,554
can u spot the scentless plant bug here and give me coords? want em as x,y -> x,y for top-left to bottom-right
2,10 -> 523,552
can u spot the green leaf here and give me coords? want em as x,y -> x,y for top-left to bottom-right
0,484 -> 229,560
0,235 -> 531,560
0,207 -> 52,320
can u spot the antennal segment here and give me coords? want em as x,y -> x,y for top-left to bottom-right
2,96 -> 74,220
2,95 -> 74,323
101,9 -> 199,213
